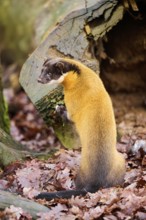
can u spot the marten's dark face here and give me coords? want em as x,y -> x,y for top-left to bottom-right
38,58 -> 80,84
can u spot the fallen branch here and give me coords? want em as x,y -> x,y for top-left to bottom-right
0,190 -> 50,218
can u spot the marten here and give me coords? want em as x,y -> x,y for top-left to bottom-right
36,58 -> 125,200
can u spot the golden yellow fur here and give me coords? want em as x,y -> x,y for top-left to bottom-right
38,57 -> 125,193
59,58 -> 125,190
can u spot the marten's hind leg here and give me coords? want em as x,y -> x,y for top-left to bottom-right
75,170 -> 100,193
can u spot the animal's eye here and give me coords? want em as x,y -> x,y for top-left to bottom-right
56,62 -> 64,71
55,66 -> 62,74
43,67 -> 50,75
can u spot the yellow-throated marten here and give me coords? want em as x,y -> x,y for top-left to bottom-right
37,58 -> 125,200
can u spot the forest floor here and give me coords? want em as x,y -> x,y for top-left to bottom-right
0,89 -> 146,220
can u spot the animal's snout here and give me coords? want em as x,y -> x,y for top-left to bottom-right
37,76 -> 47,84
37,77 -> 43,83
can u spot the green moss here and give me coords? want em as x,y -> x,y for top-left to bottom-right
36,86 -> 64,125
0,65 -> 10,133
35,87 -> 79,149
3,98 -> 10,134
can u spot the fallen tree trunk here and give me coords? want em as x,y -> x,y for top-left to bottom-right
0,190 -> 50,218
20,0 -> 124,149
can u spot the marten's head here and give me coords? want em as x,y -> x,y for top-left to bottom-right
38,58 -> 80,84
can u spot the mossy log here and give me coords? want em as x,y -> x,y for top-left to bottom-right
20,0 -> 124,149
0,190 -> 50,218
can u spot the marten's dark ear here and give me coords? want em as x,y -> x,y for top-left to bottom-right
56,62 -> 65,73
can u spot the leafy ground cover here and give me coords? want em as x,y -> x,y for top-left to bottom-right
0,90 -> 146,219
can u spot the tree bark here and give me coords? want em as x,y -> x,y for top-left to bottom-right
0,128 -> 29,166
20,0 -> 124,149
0,65 -> 9,133
0,127 -> 51,166
0,65 -> 27,166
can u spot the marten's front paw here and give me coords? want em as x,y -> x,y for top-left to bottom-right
55,104 -> 68,122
